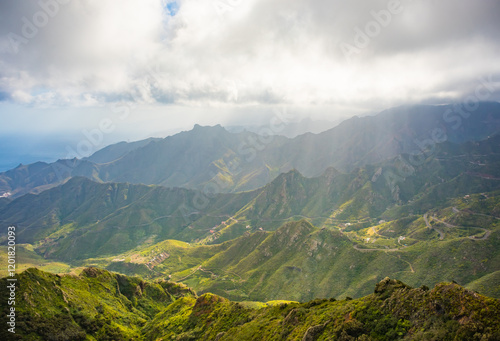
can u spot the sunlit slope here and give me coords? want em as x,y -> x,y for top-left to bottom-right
142,278 -> 500,341
2,268 -> 500,340
101,206 -> 500,302
185,220 -> 409,302
1,134 -> 500,262
0,267 -> 195,340
0,176 -> 258,260
1,192 -> 498,302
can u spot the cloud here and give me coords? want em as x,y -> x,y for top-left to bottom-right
0,0 -> 166,104
0,0 -> 499,110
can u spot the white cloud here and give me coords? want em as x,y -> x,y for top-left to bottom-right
0,0 -> 499,111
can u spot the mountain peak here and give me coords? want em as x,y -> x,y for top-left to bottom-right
283,168 -> 305,178
192,123 -> 225,131
276,219 -> 315,233
265,169 -> 306,188
321,167 -> 340,177
374,277 -> 410,298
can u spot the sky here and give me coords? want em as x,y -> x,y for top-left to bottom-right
0,0 -> 500,170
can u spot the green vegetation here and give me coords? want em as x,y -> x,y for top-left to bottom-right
22,208 -> 497,303
2,269 -> 499,340
0,267 -> 195,341
0,121 -> 500,336
1,134 -> 500,302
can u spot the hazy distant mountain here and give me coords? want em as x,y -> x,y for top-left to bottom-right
1,102 -> 499,198
224,117 -> 345,138
84,137 -> 162,164
0,159 -> 99,198
281,102 -> 500,177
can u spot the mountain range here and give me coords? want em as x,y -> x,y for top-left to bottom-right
2,133 -> 499,257
225,117 -> 344,138
2,102 -> 500,199
1,102 -> 500,339
1,125 -> 499,301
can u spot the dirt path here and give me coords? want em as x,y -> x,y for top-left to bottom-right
387,254 -> 415,273
459,207 -> 500,220
402,258 -> 415,273
353,244 -> 404,253
466,172 -> 500,181
175,265 -> 202,282
199,267 -> 217,277
472,213 -> 500,220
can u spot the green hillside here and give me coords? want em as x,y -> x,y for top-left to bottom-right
2,268 -> 499,340
1,135 -> 500,301
208,134 -> 500,241
0,267 -> 195,340
97,210 -> 500,302
7,198 -> 495,303
0,176 -> 259,260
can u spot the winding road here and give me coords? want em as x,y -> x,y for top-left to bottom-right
425,211 -> 492,241
424,213 -> 445,240
458,207 -> 500,221
469,228 -> 492,241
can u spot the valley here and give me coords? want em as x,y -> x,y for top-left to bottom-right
3,1 -> 500,338
1,104 -> 500,339
1,131 -> 499,301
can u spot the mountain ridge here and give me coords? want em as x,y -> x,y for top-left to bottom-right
2,267 -> 500,340
2,133 -> 500,262
2,102 -> 499,198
